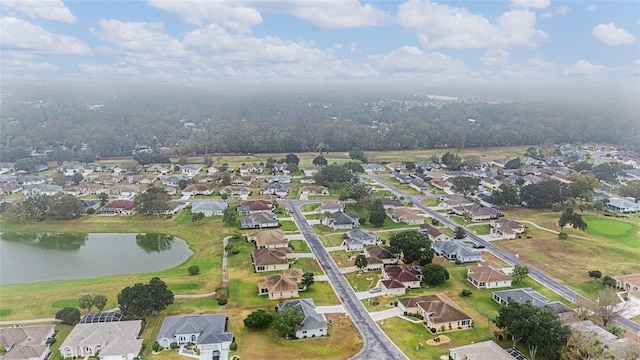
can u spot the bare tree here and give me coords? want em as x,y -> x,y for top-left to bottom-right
587,287 -> 630,327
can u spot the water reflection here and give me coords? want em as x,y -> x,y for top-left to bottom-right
135,233 -> 174,253
1,232 -> 88,250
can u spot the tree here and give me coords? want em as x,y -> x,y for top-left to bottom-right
389,230 -> 433,264
511,264 -> 529,284
117,277 -> 174,319
491,184 -> 520,208
51,172 -> 66,186
284,153 -> 300,165
55,307 -> 81,325
191,212 -> 205,226
566,174 -> 598,201
558,208 -> 587,231
572,161 -> 593,172
93,294 -> 108,311
134,186 -> 170,216
504,158 -> 521,169
588,270 -> 602,279
348,147 -> 366,162
451,176 -> 480,196
586,287 -> 630,327
520,180 -> 566,209
454,226 -> 466,239
313,164 -> 357,186
593,162 -> 623,183
620,180 -> 640,202
422,263 -> 449,285
243,309 -> 273,329
99,192 -> 109,206
463,155 -> 481,169
494,301 -> 570,359
188,265 -> 200,276
203,156 -> 213,167
344,161 -> 364,173
301,272 -> 314,289
368,199 -> 386,227
71,172 -> 84,185
223,204 -> 238,226
14,157 -> 42,172
221,172 -> 231,186
354,254 -> 367,269
312,155 -> 328,166
340,183 -> 370,201
23,195 -> 48,221
178,157 -> 188,166
601,275 -> 617,288
46,194 -> 84,220
79,293 -> 95,312
273,306 -> 304,338
440,152 -> 463,170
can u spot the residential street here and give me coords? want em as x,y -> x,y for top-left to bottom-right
282,200 -> 409,360
364,173 -> 640,334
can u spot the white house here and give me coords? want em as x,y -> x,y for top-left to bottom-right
59,321 -> 143,360
277,298 -> 327,339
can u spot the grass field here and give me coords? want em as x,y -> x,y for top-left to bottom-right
497,209 -> 640,297
289,239 -> 310,253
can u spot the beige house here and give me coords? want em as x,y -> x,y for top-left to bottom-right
258,269 -> 303,300
467,262 -> 512,289
615,274 -> 640,304
59,321 -> 142,360
490,218 -> 525,240
364,245 -> 398,271
249,229 -> 288,249
398,293 -> 472,331
0,325 -> 55,360
450,340 -> 514,360
386,207 -> 423,225
299,186 -> 329,196
251,247 -> 292,272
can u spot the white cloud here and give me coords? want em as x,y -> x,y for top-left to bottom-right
350,43 -> 361,56
398,1 -> 547,49
511,0 -> 551,9
148,0 -> 262,33
259,0 -> 391,29
1,51 -> 58,72
367,46 -> 466,74
80,62 -> 141,76
563,60 -> 608,75
592,23 -> 636,46
557,6 -> 569,15
480,49 -> 510,66
586,4 -> 597,12
0,17 -> 90,54
1,0 -> 76,23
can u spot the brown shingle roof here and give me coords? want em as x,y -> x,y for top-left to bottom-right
467,266 -> 511,283
251,248 -> 291,266
251,229 -> 287,247
416,294 -> 472,324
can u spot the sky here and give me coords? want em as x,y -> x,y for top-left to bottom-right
1,0 -> 639,86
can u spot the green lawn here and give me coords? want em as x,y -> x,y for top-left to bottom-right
290,258 -> 324,275
279,220 -> 299,232
288,240 -> 310,253
329,250 -> 356,268
468,224 -> 491,235
422,198 -> 440,207
299,203 -> 320,212
584,216 -> 639,247
320,233 -> 347,247
344,271 -> 379,291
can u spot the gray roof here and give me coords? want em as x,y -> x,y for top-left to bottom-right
192,201 -> 228,213
157,314 -> 233,345
326,212 -> 359,225
379,197 -> 403,207
278,298 -> 327,331
492,287 -> 570,314
432,240 -> 481,259
348,229 -> 378,242
60,321 -> 142,357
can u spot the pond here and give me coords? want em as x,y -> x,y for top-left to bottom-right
0,232 -> 193,285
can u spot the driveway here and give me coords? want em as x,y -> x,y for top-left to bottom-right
369,308 -> 403,321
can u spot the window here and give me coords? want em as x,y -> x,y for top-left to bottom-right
84,346 -> 93,354
302,330 -> 307,334
257,266 -> 265,271
191,335 -> 196,342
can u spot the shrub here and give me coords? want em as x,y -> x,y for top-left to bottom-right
558,231 -> 569,239
217,298 -> 228,305
152,342 -> 162,352
170,343 -> 179,350
187,265 -> 200,276
86,208 -> 96,214
588,270 -> 602,279
45,337 -> 56,345
231,249 -> 240,255
460,289 -> 473,297
430,328 -> 437,333
229,342 -> 238,351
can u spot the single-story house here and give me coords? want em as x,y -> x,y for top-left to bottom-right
299,186 -> 329,196
300,176 -> 315,184
98,199 -> 136,216
19,175 -> 48,186
432,240 -> 482,263
452,205 -> 500,221
181,164 -> 202,176
490,218 -> 525,240
251,247 -> 292,272
191,201 -> 228,217
161,201 -> 188,216
480,177 -> 503,190
615,274 -> 640,304
156,314 -> 233,360
241,212 -> 279,229
449,340 -> 514,360
386,162 -> 406,173
239,164 -> 263,175
419,223 -> 451,242
230,176 -> 255,186
238,200 -> 274,215
249,229 -> 288,249
163,176 -> 188,187
467,262 -> 512,289
219,186 -> 252,200
439,194 -> 474,209
23,185 -> 62,197
363,164 -> 385,173
409,178 -> 430,193
323,212 -> 359,230
380,265 -> 422,295
395,173 -> 412,184
59,321 -> 142,360
302,167 -> 320,177
264,175 -> 292,184
398,293 -> 473,331
607,198 -> 640,213
147,163 -> 173,174
364,245 -> 398,271
277,298 -> 327,339
343,229 -> 379,251
568,320 -> 630,360
109,185 -> 140,198
258,269 -> 303,300
0,183 -> 24,195
430,178 -> 451,191
260,183 -> 288,198
317,200 -> 344,214
0,325 -> 55,360
182,184 -> 214,197
379,197 -> 403,209
386,207 -> 423,225
492,288 -> 570,314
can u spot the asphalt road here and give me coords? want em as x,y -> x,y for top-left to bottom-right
281,199 -> 408,360
364,173 -> 640,334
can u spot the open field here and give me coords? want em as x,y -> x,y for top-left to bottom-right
497,209 -> 640,296
0,211 -> 227,320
